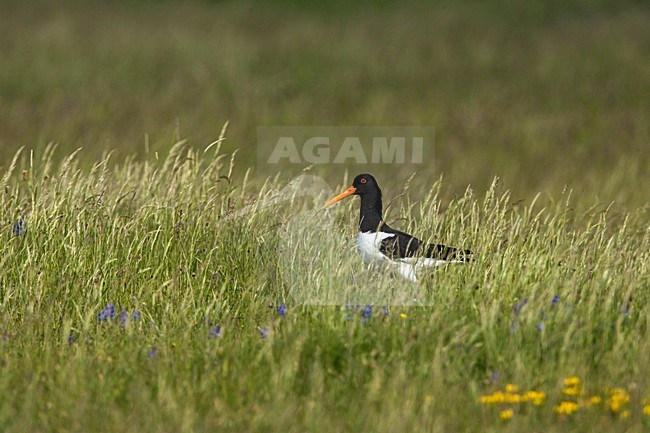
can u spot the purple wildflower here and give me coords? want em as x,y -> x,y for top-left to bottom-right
119,308 -> 128,327
148,347 -> 157,359
97,303 -> 115,322
276,304 -> 286,318
551,295 -> 559,305
12,219 -> 25,236
209,325 -> 222,338
513,298 -> 528,313
260,327 -> 269,338
537,322 -> 544,331
132,311 -> 141,321
361,305 -> 373,323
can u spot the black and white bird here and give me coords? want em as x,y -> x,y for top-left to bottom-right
324,173 -> 472,282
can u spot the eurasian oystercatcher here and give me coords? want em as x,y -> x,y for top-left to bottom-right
324,173 -> 472,282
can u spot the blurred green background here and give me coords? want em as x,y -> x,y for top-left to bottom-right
1,0 -> 648,205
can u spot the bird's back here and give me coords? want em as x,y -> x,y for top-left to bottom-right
378,223 -> 472,262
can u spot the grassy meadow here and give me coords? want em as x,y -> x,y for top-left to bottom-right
1,0 -> 650,431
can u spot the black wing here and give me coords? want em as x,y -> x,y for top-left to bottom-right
378,224 -> 472,261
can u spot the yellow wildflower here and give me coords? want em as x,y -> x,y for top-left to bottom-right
481,388 -> 545,406
562,386 -> 582,396
499,409 -> 514,421
554,401 -> 579,415
609,402 -> 623,413
589,396 -> 602,405
491,392 -> 505,403
620,410 -> 630,419
505,384 -> 520,393
606,388 -> 630,413
522,390 -> 546,405
480,392 -> 502,404
564,377 -> 581,387
484,391 -> 507,404
399,313 -> 407,319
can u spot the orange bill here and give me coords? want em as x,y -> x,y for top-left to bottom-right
324,186 -> 356,206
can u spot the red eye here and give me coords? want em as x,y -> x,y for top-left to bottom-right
360,178 -> 367,184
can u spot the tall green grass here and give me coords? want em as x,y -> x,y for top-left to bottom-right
1,141 -> 648,432
2,1 -> 649,430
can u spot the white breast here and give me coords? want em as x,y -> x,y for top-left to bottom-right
355,231 -> 395,266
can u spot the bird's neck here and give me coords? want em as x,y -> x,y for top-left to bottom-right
358,193 -> 383,232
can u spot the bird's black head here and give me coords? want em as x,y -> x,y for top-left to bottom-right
350,173 -> 381,196
324,173 -> 384,231
324,173 -> 382,206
